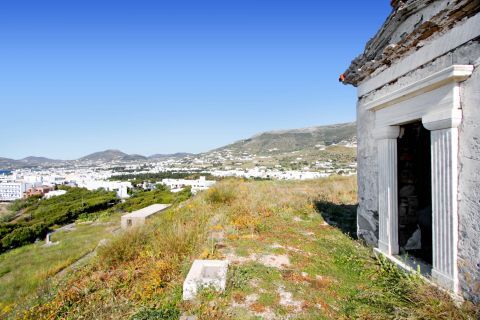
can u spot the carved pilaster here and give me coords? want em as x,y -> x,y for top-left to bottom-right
375,126 -> 400,256
423,112 -> 460,293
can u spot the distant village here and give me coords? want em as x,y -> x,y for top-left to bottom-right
0,142 -> 357,202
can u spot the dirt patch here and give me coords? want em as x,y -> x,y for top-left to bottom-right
281,270 -> 332,290
270,243 -> 311,256
302,231 -> 315,237
258,254 -> 291,269
224,249 -> 291,269
277,286 -> 303,313
231,293 -> 276,320
250,302 -> 266,313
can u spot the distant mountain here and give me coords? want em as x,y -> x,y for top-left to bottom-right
122,154 -> 148,161
0,156 -> 63,169
18,156 -> 62,165
148,152 -> 194,160
0,157 -> 16,168
1,122 -> 357,169
79,149 -> 147,162
214,122 -> 356,155
0,150 -> 194,169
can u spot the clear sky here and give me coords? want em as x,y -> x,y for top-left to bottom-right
0,1 -> 391,159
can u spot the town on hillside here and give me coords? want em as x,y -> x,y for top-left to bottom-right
1,1 -> 479,319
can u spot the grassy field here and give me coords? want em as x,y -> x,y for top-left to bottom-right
0,203 -> 15,222
7,177 -> 480,319
0,186 -> 190,318
0,214 -> 121,316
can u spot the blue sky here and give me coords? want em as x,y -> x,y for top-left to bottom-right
0,1 -> 391,159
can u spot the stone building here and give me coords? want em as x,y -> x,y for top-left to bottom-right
341,0 -> 480,301
121,203 -> 171,229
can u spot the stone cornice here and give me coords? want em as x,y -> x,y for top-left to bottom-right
357,12 -> 480,96
364,65 -> 473,111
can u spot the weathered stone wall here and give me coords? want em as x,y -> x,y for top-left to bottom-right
356,98 -> 378,245
458,50 -> 480,303
343,0 -> 479,86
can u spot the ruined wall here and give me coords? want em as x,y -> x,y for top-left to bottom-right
343,0 -> 479,86
458,49 -> 480,303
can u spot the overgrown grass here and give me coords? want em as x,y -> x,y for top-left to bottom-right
0,188 -> 118,253
0,186 -> 194,318
0,204 -> 16,223
0,215 -> 120,316
9,177 -> 480,319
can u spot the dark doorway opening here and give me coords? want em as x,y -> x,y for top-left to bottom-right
397,121 -> 432,265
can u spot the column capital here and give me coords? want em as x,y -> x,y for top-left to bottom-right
374,125 -> 400,140
422,109 -> 462,131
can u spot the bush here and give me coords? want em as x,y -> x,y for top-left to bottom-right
8,195 -> 41,212
96,227 -> 151,267
130,306 -> 180,320
0,223 -> 17,239
1,223 -> 48,250
117,188 -> 191,213
0,187 -> 118,252
205,185 -> 236,204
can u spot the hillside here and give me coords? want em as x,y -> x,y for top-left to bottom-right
9,178 -> 477,319
0,157 -> 64,169
216,122 -> 356,155
0,186 -> 191,314
0,123 -> 356,170
79,149 -> 147,162
148,153 -> 195,160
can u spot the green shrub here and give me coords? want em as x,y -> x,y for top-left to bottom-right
130,306 -> 180,320
1,223 -> 48,250
0,223 -> 17,239
0,187 -> 118,252
96,227 -> 151,267
117,188 -> 190,213
8,195 -> 41,212
205,185 -> 236,204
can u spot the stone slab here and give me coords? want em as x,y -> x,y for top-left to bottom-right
182,259 -> 228,300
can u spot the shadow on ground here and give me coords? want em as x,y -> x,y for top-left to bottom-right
314,201 -> 358,239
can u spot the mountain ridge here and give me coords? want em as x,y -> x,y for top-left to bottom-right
0,122 -> 357,169
214,122 -> 356,155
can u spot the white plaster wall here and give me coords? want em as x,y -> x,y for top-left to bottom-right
356,98 -> 378,245
458,52 -> 480,303
356,40 -> 480,301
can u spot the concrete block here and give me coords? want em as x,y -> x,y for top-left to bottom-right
182,260 -> 228,300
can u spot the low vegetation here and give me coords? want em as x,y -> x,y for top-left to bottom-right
0,218 -> 120,313
0,186 -> 192,318
111,172 -> 215,185
0,188 -> 118,253
118,186 -> 191,213
8,177 -> 477,319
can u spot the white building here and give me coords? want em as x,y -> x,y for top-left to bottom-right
161,176 -> 216,194
43,189 -> 67,199
0,182 -> 25,201
121,203 -> 171,229
77,180 -> 132,199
